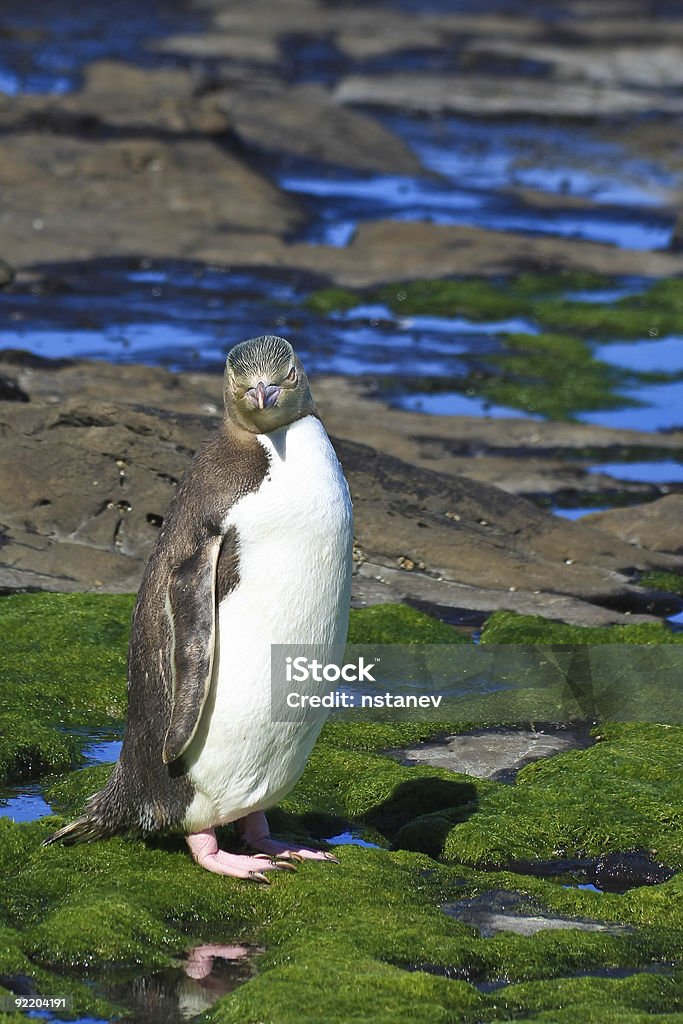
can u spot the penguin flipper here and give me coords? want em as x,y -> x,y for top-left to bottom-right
163,535 -> 223,764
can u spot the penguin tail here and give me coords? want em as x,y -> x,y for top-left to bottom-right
42,814 -> 110,847
43,766 -> 128,847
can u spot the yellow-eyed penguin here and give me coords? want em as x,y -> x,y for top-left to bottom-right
45,336 -> 353,882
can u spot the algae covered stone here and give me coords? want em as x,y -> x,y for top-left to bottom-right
1,596 -> 681,1023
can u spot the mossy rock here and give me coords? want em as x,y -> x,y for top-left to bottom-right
306,272 -> 683,420
347,602 -> 467,644
469,331 -> 638,420
439,722 -> 683,869
638,572 -> 683,598
481,611 -> 682,645
0,593 -> 132,781
1,595 -> 682,1021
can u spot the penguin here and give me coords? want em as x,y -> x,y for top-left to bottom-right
45,335 -> 353,882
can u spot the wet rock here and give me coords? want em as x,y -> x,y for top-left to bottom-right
388,725 -> 594,782
464,39 -> 683,90
594,851 -> 675,893
353,565 -> 657,627
511,850 -> 676,893
442,889 -> 633,938
334,72 -> 683,117
0,375 -> 29,403
214,83 -> 423,175
286,221 -> 683,288
313,376 -> 683,499
582,496 -> 683,555
0,61 -> 224,135
0,260 -> 14,288
0,360 -> 680,620
0,131 -> 302,268
337,437 -> 682,605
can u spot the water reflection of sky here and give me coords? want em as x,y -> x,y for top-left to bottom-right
0,0 -> 201,96
280,167 -> 672,250
4,270 -> 683,432
588,460 -> 683,484
578,382 -> 683,432
594,336 -> 683,374
395,391 -> 540,418
279,112 -> 677,251
83,739 -> 123,764
383,114 -> 676,207
0,785 -> 52,822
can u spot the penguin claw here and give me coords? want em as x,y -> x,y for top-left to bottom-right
248,871 -> 272,885
236,813 -> 340,866
274,858 -> 298,872
253,853 -> 298,872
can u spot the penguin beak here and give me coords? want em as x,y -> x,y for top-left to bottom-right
246,381 -> 282,410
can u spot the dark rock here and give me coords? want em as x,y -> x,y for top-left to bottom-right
0,259 -> 14,288
594,851 -> 675,893
506,851 -> 676,893
0,375 -> 29,403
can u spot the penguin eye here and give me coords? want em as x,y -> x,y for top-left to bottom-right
286,366 -> 296,383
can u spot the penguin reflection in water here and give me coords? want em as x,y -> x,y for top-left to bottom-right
46,336 -> 353,883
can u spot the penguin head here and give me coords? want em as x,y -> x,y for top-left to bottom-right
224,335 -> 316,433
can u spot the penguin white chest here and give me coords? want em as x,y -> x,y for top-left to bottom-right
183,415 -> 352,830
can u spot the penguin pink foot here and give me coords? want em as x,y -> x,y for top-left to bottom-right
237,811 -> 340,863
186,828 -> 294,882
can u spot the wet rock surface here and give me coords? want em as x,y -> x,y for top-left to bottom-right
442,889 -> 634,938
582,496 -> 683,555
510,851 -> 676,893
388,724 -> 594,782
3,0 -> 683,279
0,357 -> 680,625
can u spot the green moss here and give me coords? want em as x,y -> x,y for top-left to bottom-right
377,278 -> 531,320
536,276 -> 683,338
307,271 -> 618,323
510,270 -> 613,296
499,974 -> 683,1019
0,593 -> 133,781
303,273 -> 683,419
46,764 -> 114,815
281,743 -> 487,835
508,1010 -> 683,1024
481,611 -> 682,645
347,603 -> 467,644
638,572 -> 683,597
469,331 -> 637,420
0,716 -> 80,783
306,273 -> 683,344
1,595 -> 682,1021
305,286 -> 360,314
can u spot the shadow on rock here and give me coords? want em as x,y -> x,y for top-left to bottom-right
362,776 -> 478,859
